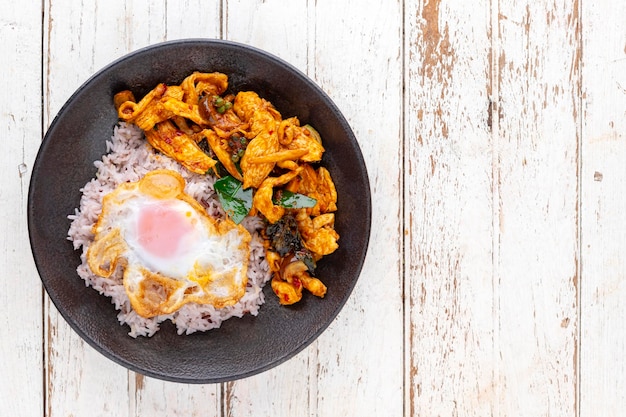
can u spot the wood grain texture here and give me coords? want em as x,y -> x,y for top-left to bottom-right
580,0 -> 626,414
225,0 -> 310,71
0,1 -> 44,416
405,0 -> 495,415
310,1 -> 404,416
493,1 -> 579,415
406,0 -> 579,415
6,0 -> 626,415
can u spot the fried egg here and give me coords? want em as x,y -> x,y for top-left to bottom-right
87,169 -> 251,318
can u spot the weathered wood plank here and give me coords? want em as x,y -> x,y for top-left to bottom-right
310,1 -> 404,416
224,0 -> 309,72
165,0 -> 222,41
405,0 -> 495,415
0,1 -> 44,416
494,1 -> 579,415
580,0 -> 626,414
406,0 -> 579,414
131,374 -> 220,417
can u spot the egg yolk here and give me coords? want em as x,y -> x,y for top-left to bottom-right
137,203 -> 194,259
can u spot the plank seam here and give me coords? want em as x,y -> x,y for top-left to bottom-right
400,1 -> 407,417
575,0 -> 583,415
489,0 -> 501,415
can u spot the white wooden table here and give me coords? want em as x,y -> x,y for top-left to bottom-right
2,0 -> 625,415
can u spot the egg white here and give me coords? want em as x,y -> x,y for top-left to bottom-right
87,169 -> 251,317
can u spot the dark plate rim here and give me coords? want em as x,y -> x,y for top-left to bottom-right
28,38 -> 372,383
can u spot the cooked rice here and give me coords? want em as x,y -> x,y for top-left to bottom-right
67,122 -> 271,337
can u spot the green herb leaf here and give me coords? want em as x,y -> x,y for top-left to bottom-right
214,176 -> 253,224
273,190 -> 317,209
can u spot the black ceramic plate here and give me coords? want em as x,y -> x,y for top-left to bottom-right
28,39 -> 370,383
